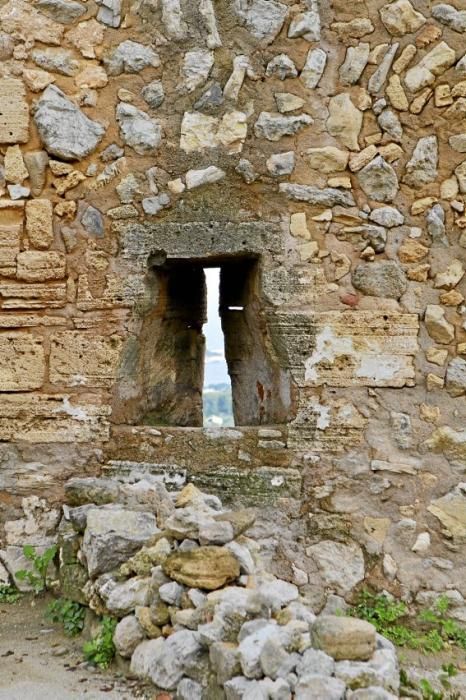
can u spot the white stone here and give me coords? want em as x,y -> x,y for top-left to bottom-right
301,48 -> 327,88
186,166 -> 226,189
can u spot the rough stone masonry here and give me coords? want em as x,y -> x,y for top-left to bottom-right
0,0 -> 466,611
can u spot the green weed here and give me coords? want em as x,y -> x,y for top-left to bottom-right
15,544 -> 57,594
47,598 -> 86,637
83,616 -> 117,669
0,584 -> 21,604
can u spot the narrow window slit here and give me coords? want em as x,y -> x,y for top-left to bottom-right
203,268 -> 234,427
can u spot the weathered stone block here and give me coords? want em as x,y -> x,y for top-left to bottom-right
0,78 -> 29,143
26,199 -> 54,249
304,312 -> 419,388
16,251 -> 66,282
0,334 -> 45,391
49,331 -> 123,387
0,282 -> 67,309
0,223 -> 21,272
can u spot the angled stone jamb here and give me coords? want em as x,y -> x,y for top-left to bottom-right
304,311 -> 419,388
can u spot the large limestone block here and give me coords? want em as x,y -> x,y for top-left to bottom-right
0,281 -> 67,309
26,200 -> 54,250
306,540 -> 365,595
33,85 -> 105,161
404,42 -> 456,92
233,0 -> 288,43
16,251 -> 66,282
306,147 -> 349,173
304,312 -> 418,388
352,261 -> 406,298
0,78 -> 29,144
428,484 -> 466,540
0,224 -> 21,271
162,546 -> 240,590
0,0 -> 64,45
311,616 -> 377,661
82,508 -> 158,577
0,393 -> 110,443
379,0 -> 426,36
49,331 -> 123,387
327,94 -> 362,151
0,334 -> 45,391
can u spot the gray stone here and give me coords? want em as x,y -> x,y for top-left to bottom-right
295,675 -> 346,700
0,543 -> 56,592
24,151 -> 49,196
446,358 -> 466,397
259,636 -> 296,679
116,103 -> 162,155
226,540 -> 255,574
340,44 -> 370,85
260,678 -> 292,700
159,580 -> 184,605
104,40 -> 160,76
296,648 -> 335,677
194,82 -> 224,112
81,206 -> 104,237
82,508 -> 158,576
141,80 -> 165,109
311,616 -> 377,661
142,193 -> 170,216
238,623 -> 279,678
352,261 -> 407,299
186,166 -> 225,189
32,49 -> 79,76
288,1 -> 320,41
236,159 -> 257,183
178,49 -> 214,93
225,677 -> 263,700
113,614 -> 145,657
34,86 -> 105,161
306,540 -> 365,595
280,183 -> 355,207
130,638 -> 163,679
432,4 -> 466,33
65,477 -> 120,506
266,54 -> 298,80
99,576 -> 151,616
96,0 -> 121,27
100,143 -> 124,162
177,678 -> 203,700
146,630 -> 202,690
358,156 -> 399,202
403,136 -> 438,187
199,519 -> 235,545
369,206 -> 404,228
378,109 -> 402,142
300,48 -> 327,88
427,204 -> 447,245
255,579 -> 299,611
266,151 -> 295,176
35,0 -> 86,23
347,689 -> 398,700
368,44 -> 399,94
233,0 -> 288,44
254,112 -> 312,141
210,642 -> 241,684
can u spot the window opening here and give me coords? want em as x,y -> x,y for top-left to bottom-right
113,255 -> 292,428
203,268 -> 234,427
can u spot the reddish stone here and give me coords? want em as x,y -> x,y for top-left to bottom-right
340,292 -> 359,307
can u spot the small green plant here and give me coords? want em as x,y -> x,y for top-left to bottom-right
47,598 -> 86,637
351,590 -> 466,654
0,584 -> 21,604
83,616 -> 117,669
15,544 -> 57,594
401,665 -> 460,700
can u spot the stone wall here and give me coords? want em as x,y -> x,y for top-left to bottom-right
1,0 -> 466,605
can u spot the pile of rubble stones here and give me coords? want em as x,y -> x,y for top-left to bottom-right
4,474 -> 400,698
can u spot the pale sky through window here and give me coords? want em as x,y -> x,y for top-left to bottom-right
204,268 -> 230,387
